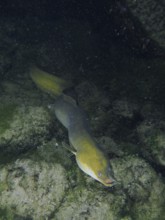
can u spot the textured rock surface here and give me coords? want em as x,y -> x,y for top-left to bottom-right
137,119 -> 165,166
0,80 -> 52,156
0,10 -> 164,220
126,0 -> 165,49
0,158 -> 69,219
0,149 -> 164,220
135,103 -> 165,167
112,156 -> 165,220
0,78 -> 165,219
55,188 -> 126,220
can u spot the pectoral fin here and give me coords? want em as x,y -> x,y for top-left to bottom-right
61,141 -> 77,155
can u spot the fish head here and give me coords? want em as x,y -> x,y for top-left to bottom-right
76,149 -> 115,187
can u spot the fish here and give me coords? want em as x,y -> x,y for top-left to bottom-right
30,66 -> 115,187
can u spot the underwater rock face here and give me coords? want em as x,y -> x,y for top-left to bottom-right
125,0 -> 165,49
0,138 -> 164,219
0,80 -> 53,156
112,156 -> 165,220
0,158 -> 68,219
136,103 -> 165,167
0,103 -> 52,155
55,188 -> 126,220
112,98 -> 139,119
137,119 -> 165,167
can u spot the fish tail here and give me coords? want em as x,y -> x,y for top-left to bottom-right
30,66 -> 72,96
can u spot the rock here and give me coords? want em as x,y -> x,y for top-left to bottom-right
0,104 -> 52,155
136,103 -> 165,166
55,188 -> 126,220
75,81 -> 112,136
112,156 -> 165,220
0,140 -> 164,219
137,119 -> 165,166
125,0 -> 165,50
0,158 -> 68,219
0,80 -> 53,157
98,136 -> 124,156
112,98 -> 139,119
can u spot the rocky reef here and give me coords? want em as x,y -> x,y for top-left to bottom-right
0,79 -> 53,158
0,2 -> 165,219
0,70 -> 165,219
0,139 -> 164,219
125,0 -> 165,50
137,104 -> 165,167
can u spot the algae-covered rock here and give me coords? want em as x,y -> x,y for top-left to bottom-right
112,98 -> 139,119
54,154 -> 165,220
112,156 -> 165,220
98,136 -> 124,157
55,188 -> 127,220
75,81 -> 112,136
0,139 -> 164,219
0,80 -> 53,157
0,103 -> 52,156
137,104 -> 165,167
0,158 -> 69,219
125,0 -> 165,49
1,154 -> 128,220
137,120 -> 165,167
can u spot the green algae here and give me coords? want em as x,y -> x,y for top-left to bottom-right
0,208 -> 14,220
0,182 -> 8,194
0,103 -> 17,135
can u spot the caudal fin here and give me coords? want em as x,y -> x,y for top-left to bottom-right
30,66 -> 72,96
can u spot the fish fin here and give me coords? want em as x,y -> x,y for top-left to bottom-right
61,141 -> 77,155
30,66 -> 72,96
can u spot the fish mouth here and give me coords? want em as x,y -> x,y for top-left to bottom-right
103,178 -> 116,187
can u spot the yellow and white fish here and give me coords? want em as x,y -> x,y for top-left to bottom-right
30,66 -> 115,187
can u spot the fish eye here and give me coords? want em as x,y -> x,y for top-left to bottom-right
98,171 -> 102,177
